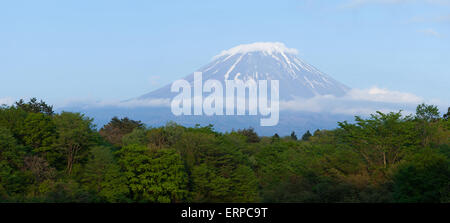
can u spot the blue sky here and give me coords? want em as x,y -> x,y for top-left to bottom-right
1,0 -> 449,107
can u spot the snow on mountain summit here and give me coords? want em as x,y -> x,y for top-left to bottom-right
213,42 -> 299,59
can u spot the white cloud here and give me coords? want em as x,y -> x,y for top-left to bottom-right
407,14 -> 450,24
56,98 -> 171,109
279,87 -> 439,116
428,0 -> 450,5
57,87 -> 447,118
436,14 -> 450,22
342,0 -> 450,8
0,97 -> 15,106
346,87 -> 423,103
213,42 -> 298,60
418,28 -> 441,37
121,98 -> 171,107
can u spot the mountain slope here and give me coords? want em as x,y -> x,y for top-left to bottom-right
139,42 -> 349,100
67,42 -> 354,136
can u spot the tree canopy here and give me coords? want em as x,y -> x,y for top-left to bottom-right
0,99 -> 448,203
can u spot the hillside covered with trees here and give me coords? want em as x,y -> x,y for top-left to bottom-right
0,98 -> 449,203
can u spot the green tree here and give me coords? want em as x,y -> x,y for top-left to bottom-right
301,130 -> 312,141
21,112 -> 56,155
415,103 -> 443,147
313,129 -> 321,136
236,128 -> 260,143
99,163 -> 129,202
0,126 -> 25,168
0,106 -> 28,143
415,103 -> 440,122
15,98 -> 54,115
117,144 -> 189,202
191,163 -> 259,202
53,112 -> 96,174
191,163 -> 232,202
271,133 -> 280,143
393,149 -> 450,203
443,107 -> 450,120
0,126 -> 31,200
145,122 -> 186,149
79,146 -> 129,202
230,165 -> 259,202
338,111 -> 418,170
23,155 -> 56,184
290,131 -> 298,140
38,178 -> 91,202
99,117 -> 144,147
82,146 -> 114,194
122,128 -> 148,146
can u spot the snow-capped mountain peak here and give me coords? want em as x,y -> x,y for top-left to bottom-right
213,42 -> 299,59
140,42 -> 350,100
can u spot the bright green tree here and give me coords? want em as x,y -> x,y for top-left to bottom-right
117,144 -> 189,202
53,112 -> 96,174
339,111 -> 419,170
21,112 -> 56,155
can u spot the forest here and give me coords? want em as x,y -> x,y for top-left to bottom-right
0,98 -> 449,203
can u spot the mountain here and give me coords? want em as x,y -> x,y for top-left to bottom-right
140,42 -> 349,101
65,42 -> 354,136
